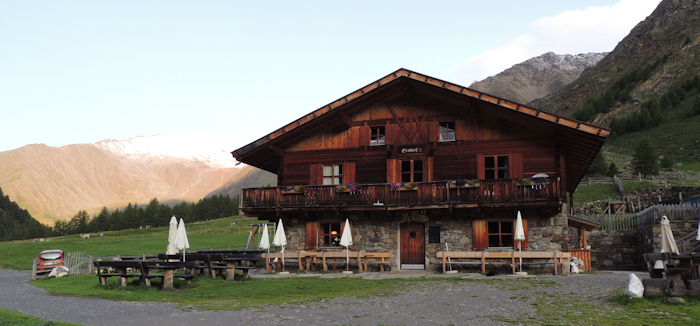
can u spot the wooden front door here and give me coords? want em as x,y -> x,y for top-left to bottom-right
400,221 -> 425,269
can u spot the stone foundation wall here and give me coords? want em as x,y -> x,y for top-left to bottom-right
568,218 -> 699,271
280,208 -> 568,272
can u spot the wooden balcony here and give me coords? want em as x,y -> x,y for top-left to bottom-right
241,178 -> 562,214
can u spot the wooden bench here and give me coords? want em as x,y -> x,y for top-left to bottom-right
322,251 -> 363,272
361,252 -> 392,272
643,252 -> 695,281
94,260 -> 200,288
262,251 -> 306,272
436,251 -> 569,275
94,260 -> 144,286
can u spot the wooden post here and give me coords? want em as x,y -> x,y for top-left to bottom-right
88,255 -> 94,274
31,257 -> 37,280
163,269 -> 174,288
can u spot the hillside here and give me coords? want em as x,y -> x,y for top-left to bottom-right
0,140 -> 243,225
532,0 -> 700,123
531,0 -> 700,165
470,52 -> 606,104
207,165 -> 277,198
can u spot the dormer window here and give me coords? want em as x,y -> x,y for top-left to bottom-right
439,121 -> 455,141
370,126 -> 386,146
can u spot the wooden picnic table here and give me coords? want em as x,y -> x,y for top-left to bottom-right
93,260 -> 199,288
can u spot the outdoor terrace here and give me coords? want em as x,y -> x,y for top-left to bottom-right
240,178 -> 562,213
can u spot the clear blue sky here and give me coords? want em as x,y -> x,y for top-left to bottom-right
1,0 -> 661,153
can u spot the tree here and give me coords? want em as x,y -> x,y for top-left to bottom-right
631,138 -> 659,177
660,155 -> 674,170
587,153 -> 607,176
606,162 -> 619,177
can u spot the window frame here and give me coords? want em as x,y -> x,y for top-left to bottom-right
323,164 -> 344,185
369,126 -> 386,146
401,159 -> 423,183
318,221 -> 343,248
487,220 -> 514,248
483,154 -> 509,180
439,121 -> 456,142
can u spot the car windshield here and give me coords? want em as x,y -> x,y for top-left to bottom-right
40,252 -> 61,260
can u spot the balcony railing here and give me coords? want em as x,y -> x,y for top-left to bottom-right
241,178 -> 561,210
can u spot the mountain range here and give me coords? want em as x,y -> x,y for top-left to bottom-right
2,0 -> 698,226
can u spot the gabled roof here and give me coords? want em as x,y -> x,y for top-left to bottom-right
232,68 -> 610,193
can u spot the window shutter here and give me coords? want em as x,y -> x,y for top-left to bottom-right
511,153 -> 523,179
344,162 -> 356,184
386,159 -> 400,183
309,164 -> 323,185
305,221 -> 318,250
472,220 -> 488,250
359,124 -> 370,146
476,154 -> 486,180
513,219 -> 529,249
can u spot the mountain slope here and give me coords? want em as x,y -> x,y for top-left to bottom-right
207,165 -> 277,198
0,138 -> 242,225
532,0 -> 700,122
469,52 -> 607,104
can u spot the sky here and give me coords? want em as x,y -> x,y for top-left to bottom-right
1,0 -> 662,156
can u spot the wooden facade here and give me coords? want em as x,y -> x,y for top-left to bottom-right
232,69 -> 609,271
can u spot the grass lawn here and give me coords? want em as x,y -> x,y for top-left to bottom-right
0,216 -> 261,270
0,308 -> 77,326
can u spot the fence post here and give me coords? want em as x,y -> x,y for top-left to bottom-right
65,252 -> 71,272
88,255 -> 94,274
31,257 -> 38,280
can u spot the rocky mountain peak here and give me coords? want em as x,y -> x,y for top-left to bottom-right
469,52 -> 607,104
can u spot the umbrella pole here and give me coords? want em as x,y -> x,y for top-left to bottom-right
518,241 -> 522,273
282,246 -> 285,272
346,247 -> 350,271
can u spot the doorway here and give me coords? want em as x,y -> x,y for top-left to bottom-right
400,221 -> 425,270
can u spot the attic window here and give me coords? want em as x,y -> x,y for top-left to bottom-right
370,126 -> 385,146
439,121 -> 455,141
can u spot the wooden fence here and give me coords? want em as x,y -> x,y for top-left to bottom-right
637,203 -> 700,228
576,213 -> 637,231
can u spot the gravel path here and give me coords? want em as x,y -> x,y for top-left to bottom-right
0,268 -> 641,326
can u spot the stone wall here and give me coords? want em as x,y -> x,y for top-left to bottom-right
281,207 -> 568,272
569,218 -> 699,271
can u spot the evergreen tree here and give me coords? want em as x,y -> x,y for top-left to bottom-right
587,153 -> 607,176
631,138 -> 659,177
660,155 -> 674,170
606,162 -> 619,177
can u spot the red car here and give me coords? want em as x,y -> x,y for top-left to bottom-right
36,249 -> 64,273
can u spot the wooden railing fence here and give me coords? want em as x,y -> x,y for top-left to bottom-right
576,213 -> 637,231
637,203 -> 700,229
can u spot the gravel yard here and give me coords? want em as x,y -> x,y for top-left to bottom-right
0,268 -> 641,326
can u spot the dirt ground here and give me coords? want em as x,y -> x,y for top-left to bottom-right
0,268 -> 642,326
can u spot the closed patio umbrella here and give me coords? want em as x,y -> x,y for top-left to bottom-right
272,219 -> 287,272
173,218 -> 190,261
339,218 -> 353,272
166,216 -> 179,255
655,215 -> 679,269
259,223 -> 271,265
514,211 -> 526,274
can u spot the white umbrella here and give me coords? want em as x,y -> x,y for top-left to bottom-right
655,215 -> 679,269
166,216 -> 179,255
339,218 -> 353,271
514,211 -> 526,274
173,218 -> 190,261
259,224 -> 271,265
272,219 -> 287,272
696,216 -> 700,241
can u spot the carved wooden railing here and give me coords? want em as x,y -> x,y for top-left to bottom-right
241,178 -> 561,209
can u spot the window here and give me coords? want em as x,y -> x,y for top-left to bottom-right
370,126 -> 385,146
323,164 -> 343,185
401,159 -> 423,183
484,155 -> 509,179
319,221 -> 342,247
487,220 -> 514,247
439,121 -> 455,141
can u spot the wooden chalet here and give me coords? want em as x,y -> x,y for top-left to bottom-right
232,68 -> 609,271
